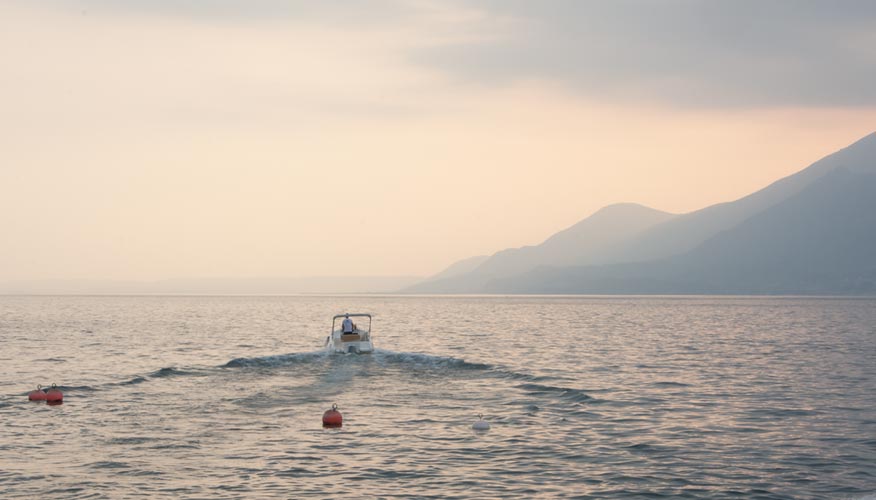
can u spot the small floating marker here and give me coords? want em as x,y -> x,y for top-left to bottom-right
28,385 -> 47,401
472,413 -> 491,431
322,403 -> 343,428
45,384 -> 63,405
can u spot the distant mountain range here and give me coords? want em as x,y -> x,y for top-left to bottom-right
1,276 -> 422,295
406,132 -> 876,295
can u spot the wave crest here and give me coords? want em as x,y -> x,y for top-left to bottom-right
223,351 -> 329,368
515,383 -> 594,403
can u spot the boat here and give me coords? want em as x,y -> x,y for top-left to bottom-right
325,313 -> 374,354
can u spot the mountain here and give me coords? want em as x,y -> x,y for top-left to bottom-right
406,131 -> 876,294
405,203 -> 676,293
422,255 -> 490,283
473,203 -> 676,273
605,132 -> 876,265
486,167 -> 876,294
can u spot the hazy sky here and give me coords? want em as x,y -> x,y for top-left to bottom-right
2,0 -> 875,281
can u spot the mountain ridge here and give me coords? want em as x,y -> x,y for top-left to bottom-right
405,202 -> 675,293
485,167 -> 876,294
406,131 -> 876,294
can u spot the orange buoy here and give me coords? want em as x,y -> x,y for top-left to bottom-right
322,403 -> 343,428
28,385 -> 47,401
45,384 -> 63,405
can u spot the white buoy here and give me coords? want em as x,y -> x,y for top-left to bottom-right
472,413 -> 491,431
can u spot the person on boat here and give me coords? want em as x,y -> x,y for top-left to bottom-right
342,314 -> 355,334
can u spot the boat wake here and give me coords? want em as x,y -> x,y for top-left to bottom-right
29,349 -> 597,411
223,350 -> 330,368
515,382 -> 595,403
222,348 -> 493,372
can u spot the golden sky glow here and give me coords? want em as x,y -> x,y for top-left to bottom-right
2,2 -> 875,281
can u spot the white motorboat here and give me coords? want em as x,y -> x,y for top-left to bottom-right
325,313 -> 374,354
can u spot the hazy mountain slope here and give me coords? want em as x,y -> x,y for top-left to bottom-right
487,167 -> 876,294
406,132 -> 876,294
404,203 -> 676,293
607,132 -> 876,264
421,255 -> 490,283
473,203 -> 676,274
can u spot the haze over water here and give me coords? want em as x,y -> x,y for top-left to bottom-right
2,295 -> 874,499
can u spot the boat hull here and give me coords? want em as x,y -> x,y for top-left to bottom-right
325,330 -> 374,354
327,341 -> 374,354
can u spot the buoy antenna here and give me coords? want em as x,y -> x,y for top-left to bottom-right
472,413 -> 491,431
323,404 -> 343,428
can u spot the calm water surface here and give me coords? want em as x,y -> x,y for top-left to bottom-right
1,295 -> 874,499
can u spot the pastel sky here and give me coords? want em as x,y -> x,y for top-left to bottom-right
2,0 -> 875,281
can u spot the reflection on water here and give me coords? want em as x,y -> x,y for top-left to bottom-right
1,295 -> 874,499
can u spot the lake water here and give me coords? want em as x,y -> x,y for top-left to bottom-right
1,295 -> 874,499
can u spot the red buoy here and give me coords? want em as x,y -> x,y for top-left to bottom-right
28,385 -> 47,401
45,384 -> 63,405
322,404 -> 342,428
